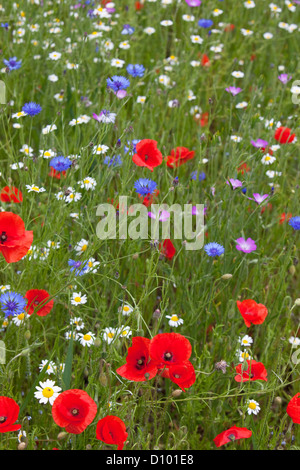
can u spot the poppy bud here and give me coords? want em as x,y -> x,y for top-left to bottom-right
24,330 -> 31,340
86,444 -> 92,450
94,338 -> 101,347
18,442 -> 27,450
57,432 -> 68,440
99,372 -> 108,386
144,372 -> 150,380
221,274 -> 232,280
289,265 -> 296,276
172,389 -> 183,398
21,348 -> 30,357
274,396 -> 282,407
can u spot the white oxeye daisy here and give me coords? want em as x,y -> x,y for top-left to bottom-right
39,360 -> 56,375
34,379 -> 62,405
0,285 -> 10,292
47,240 -> 61,249
12,111 -> 27,119
65,330 -> 79,341
137,96 -> 146,104
70,317 -> 85,331
239,335 -> 253,347
78,177 -> 97,191
74,239 -> 89,255
111,58 -> 125,68
237,349 -> 252,363
230,135 -> 242,142
42,124 -> 57,134
78,332 -> 96,347
26,184 -> 46,193
20,144 -> 34,156
288,336 -> 300,347
118,326 -> 132,338
85,258 -> 100,273
232,71 -> 244,78
17,430 -> 27,443
244,0 -> 255,8
247,399 -> 260,415
191,35 -> 203,44
166,314 -> 184,327
236,101 -> 248,109
261,154 -> 276,165
92,144 -> 109,155
40,149 -> 56,159
71,292 -> 87,306
103,327 -> 118,344
48,51 -> 61,60
120,304 -> 133,316
12,311 -> 29,326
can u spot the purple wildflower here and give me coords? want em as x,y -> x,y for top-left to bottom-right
236,237 -> 257,253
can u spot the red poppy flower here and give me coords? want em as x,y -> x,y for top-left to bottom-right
201,54 -> 210,67
96,415 -> 128,450
235,360 -> 268,383
52,389 -> 97,434
116,337 -> 158,382
0,396 -> 22,433
138,189 -> 159,207
149,332 -> 192,367
163,361 -> 196,392
274,126 -> 295,144
237,299 -> 268,327
0,212 -> 33,263
159,239 -> 176,260
237,162 -> 250,174
48,168 -> 67,180
135,1 -> 144,10
224,24 -> 235,32
25,289 -> 54,317
279,212 -> 292,224
166,147 -> 195,168
132,139 -> 163,172
0,186 -> 23,203
213,425 -> 252,448
286,393 -> 300,424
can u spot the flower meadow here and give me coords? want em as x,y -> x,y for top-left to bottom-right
0,0 -> 299,452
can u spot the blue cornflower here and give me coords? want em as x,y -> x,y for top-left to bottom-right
190,171 -> 206,181
68,259 -> 89,276
198,19 -> 214,28
107,76 -> 130,93
124,139 -> 141,155
3,56 -> 22,71
121,24 -> 135,35
0,291 -> 27,318
1,23 -> 9,30
22,102 -> 42,117
289,216 -> 300,230
134,178 -> 157,196
103,155 -> 122,167
50,156 -> 72,172
126,64 -> 145,78
204,242 -> 225,257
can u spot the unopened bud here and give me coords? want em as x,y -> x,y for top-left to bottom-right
294,298 -> 300,306
289,265 -> 296,276
86,444 -> 92,450
18,442 -> 27,450
221,274 -> 233,280
172,389 -> 183,398
99,372 -> 107,386
94,338 -> 101,348
24,330 -> 31,340
144,372 -> 150,381
274,396 -> 282,406
21,348 -> 30,357
57,432 -> 68,440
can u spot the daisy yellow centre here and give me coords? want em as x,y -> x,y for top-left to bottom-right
17,313 -> 25,320
81,244 -> 87,251
42,387 -> 54,398
242,339 -> 248,344
241,352 -> 250,359
121,330 -> 127,336
108,332 -> 114,338
171,315 -> 179,321
69,194 -> 74,199
265,156 -> 271,161
123,306 -> 130,312
32,186 -> 39,191
249,402 -> 256,410
74,296 -> 81,303
44,151 -> 51,157
83,334 -> 91,341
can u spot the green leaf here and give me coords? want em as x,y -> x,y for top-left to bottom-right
62,328 -> 74,391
